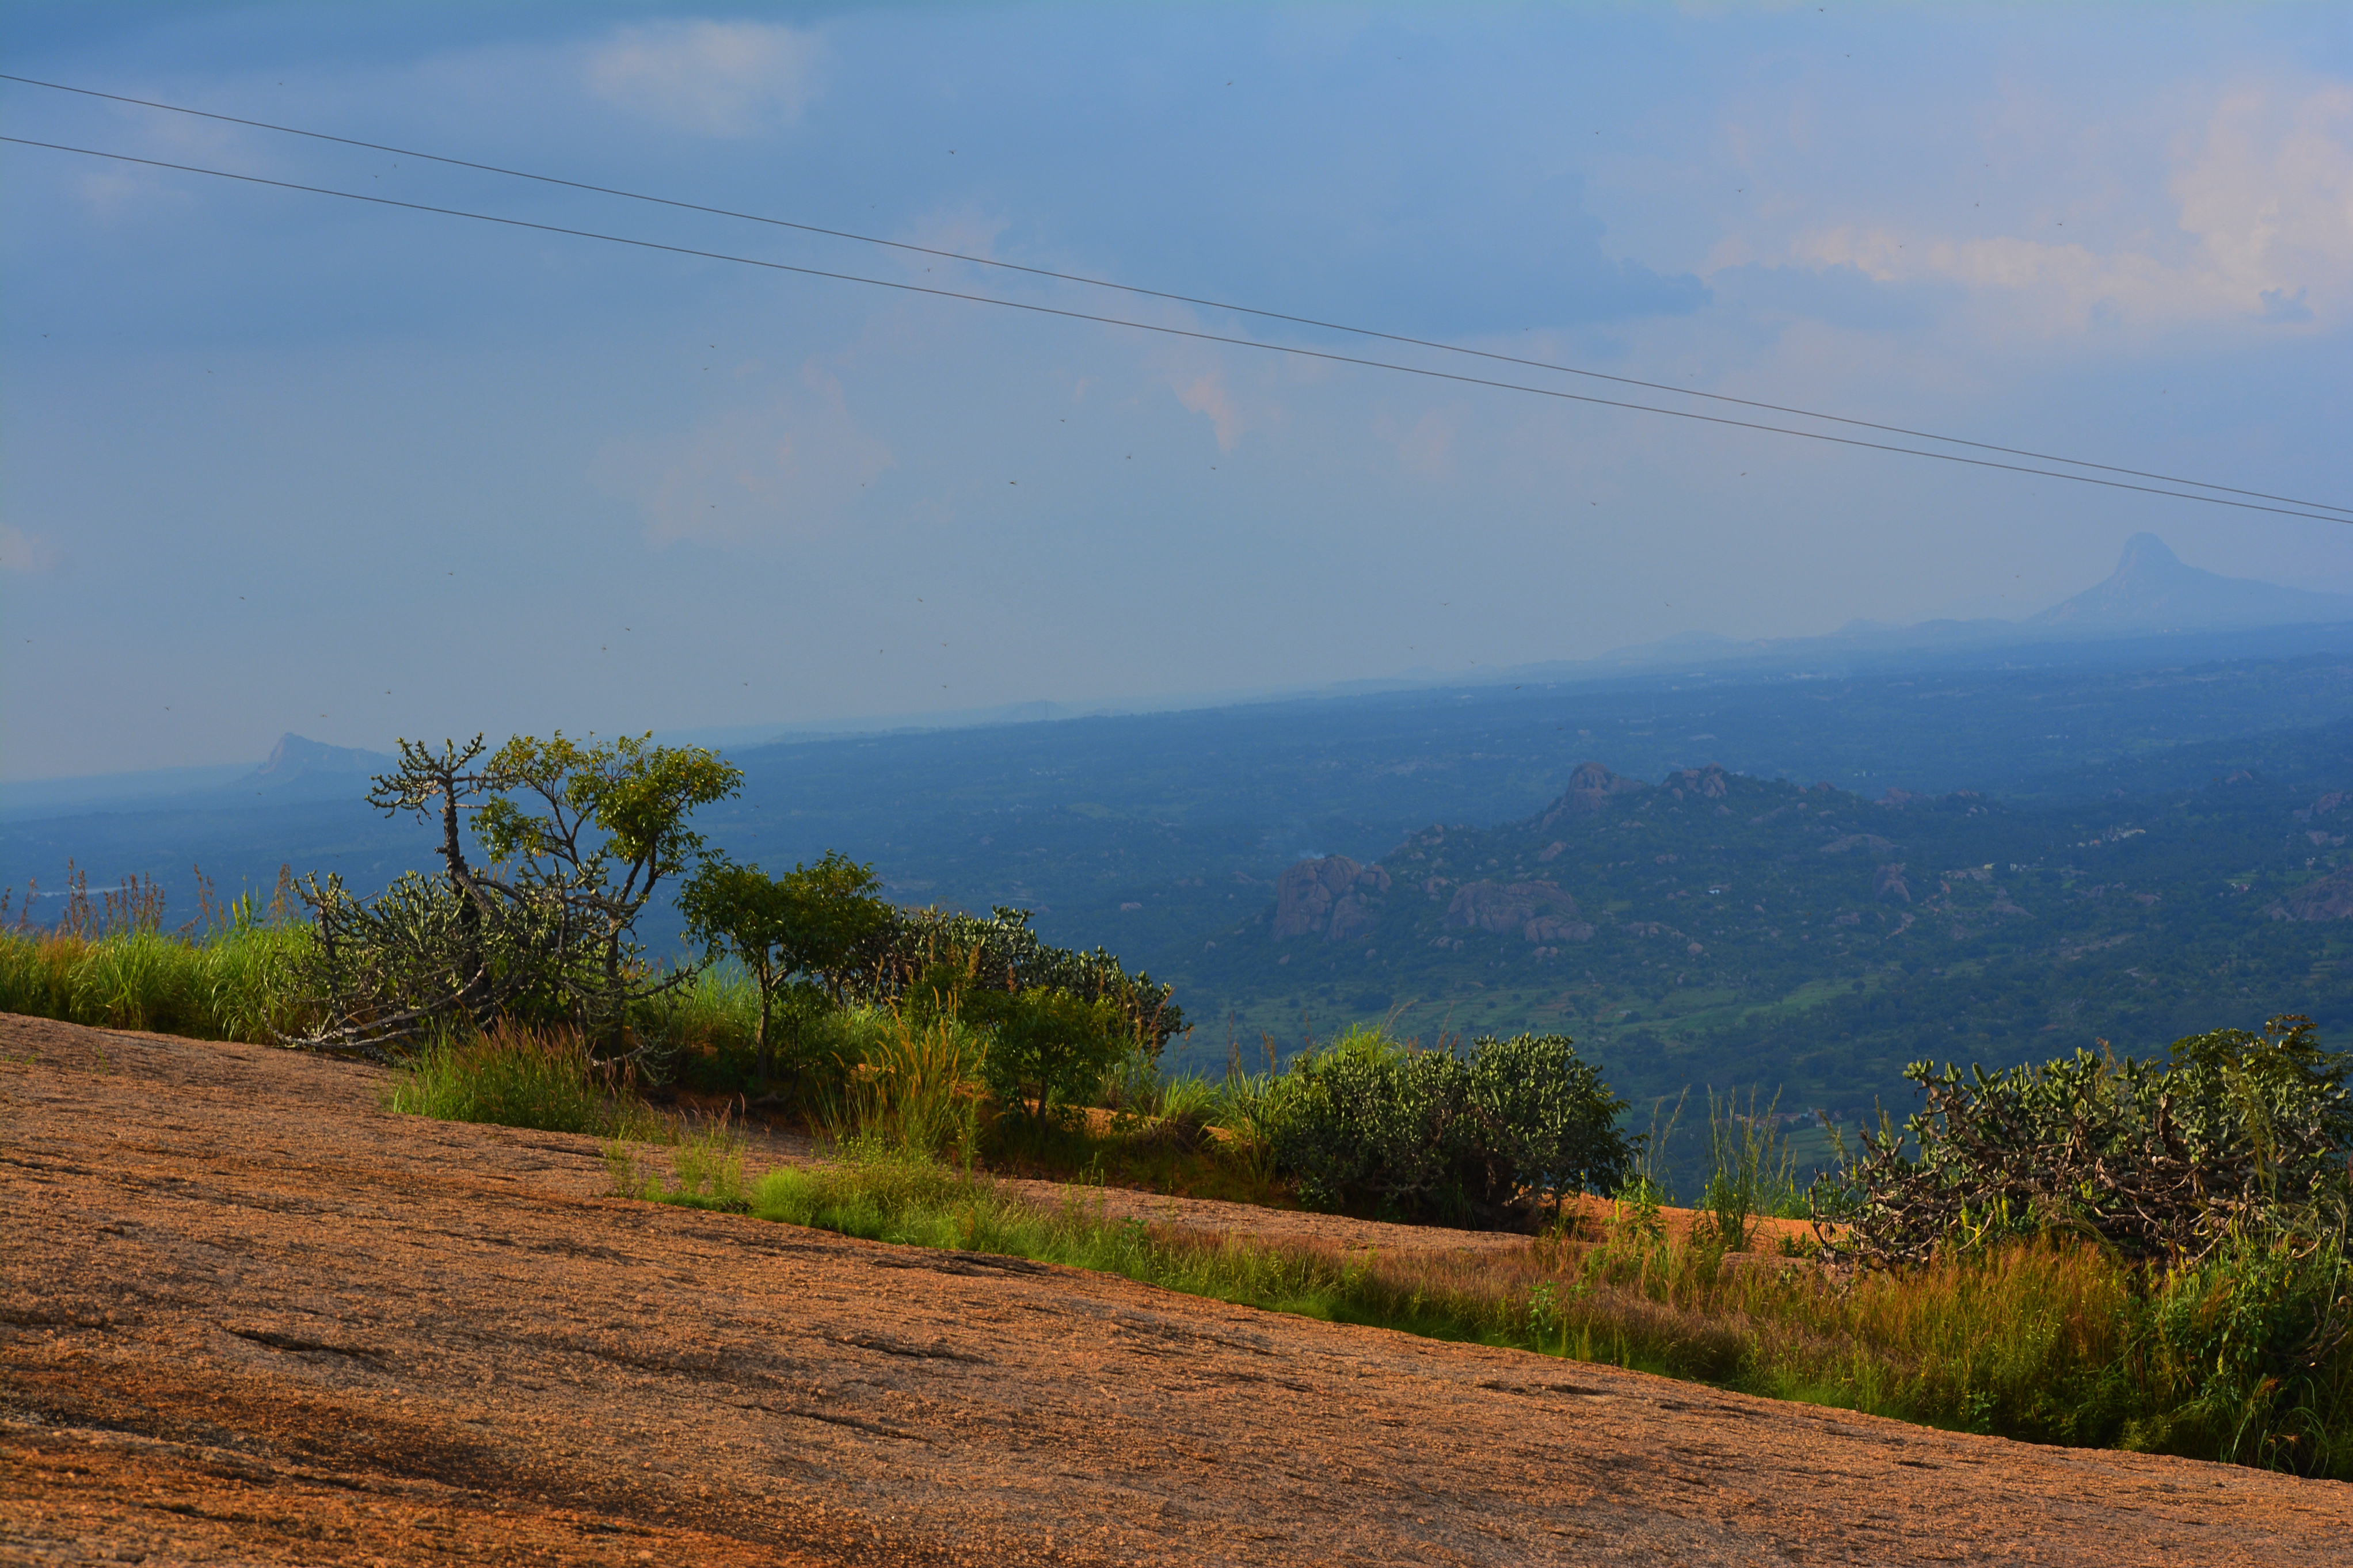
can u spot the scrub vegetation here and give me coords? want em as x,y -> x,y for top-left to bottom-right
4,731 -> 2348,1479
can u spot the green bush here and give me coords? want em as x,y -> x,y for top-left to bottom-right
845,904 -> 1183,1053
1465,1030 -> 1638,1218
966,986 -> 1128,1130
1818,1014 -> 2353,1265
677,850 -> 890,1081
2130,1214 -> 2353,1475
1267,1028 -> 1634,1227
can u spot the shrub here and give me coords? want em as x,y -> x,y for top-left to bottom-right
1817,1014 -> 2353,1266
968,986 -> 1129,1131
1465,1030 -> 1637,1218
1268,1028 -> 1634,1227
844,904 -> 1184,1054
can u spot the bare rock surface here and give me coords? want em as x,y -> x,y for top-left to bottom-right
3,1013 -> 2347,1566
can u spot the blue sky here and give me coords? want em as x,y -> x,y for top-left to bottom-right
4,2 -> 2349,779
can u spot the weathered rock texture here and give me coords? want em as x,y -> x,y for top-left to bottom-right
2271,867 -> 2353,921
1538,762 -> 1648,827
1272,856 -> 1391,941
1442,881 -> 1590,944
3,1014 -> 2348,1565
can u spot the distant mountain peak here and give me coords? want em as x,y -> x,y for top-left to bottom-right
2028,534 -> 2352,631
244,733 -> 392,788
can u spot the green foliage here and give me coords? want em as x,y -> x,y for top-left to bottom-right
1269,1027 -> 1472,1219
677,850 -> 890,1079
1817,1015 -> 2353,1265
848,904 -> 1183,1054
1696,1087 -> 1803,1253
966,985 -> 1129,1130
475,731 -> 742,895
1464,1030 -> 1636,1216
1266,1028 -> 1635,1227
2130,1214 -> 2353,1475
297,732 -> 741,1056
0,924 -> 315,1042
383,1020 -> 659,1138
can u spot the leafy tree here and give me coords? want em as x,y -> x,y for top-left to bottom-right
678,852 -> 890,1081
291,732 -> 740,1059
963,985 -> 1130,1130
472,732 -> 740,1046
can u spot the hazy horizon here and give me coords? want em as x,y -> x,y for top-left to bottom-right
6,3 -> 2349,780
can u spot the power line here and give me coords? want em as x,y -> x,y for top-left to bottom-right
9,70 -> 2347,522
6,133 -> 2348,528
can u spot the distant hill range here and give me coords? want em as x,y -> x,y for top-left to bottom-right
1,733 -> 395,821
1186,726 -> 2353,1128
1445,534 -> 2353,689
6,535 -> 2348,810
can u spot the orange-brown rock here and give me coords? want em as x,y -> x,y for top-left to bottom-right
4,1014 -> 2348,1566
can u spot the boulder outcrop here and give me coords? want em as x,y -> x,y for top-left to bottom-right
1444,879 -> 1585,943
1538,762 -> 1647,826
1665,764 -> 1730,800
2268,867 -> 2353,921
1274,855 -> 1393,941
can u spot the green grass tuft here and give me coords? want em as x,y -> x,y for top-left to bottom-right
384,1021 -> 664,1138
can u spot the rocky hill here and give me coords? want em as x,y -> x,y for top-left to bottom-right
1188,739 -> 2353,1150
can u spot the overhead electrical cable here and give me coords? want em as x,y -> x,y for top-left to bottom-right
6,71 -> 2348,522
5,134 -> 2348,527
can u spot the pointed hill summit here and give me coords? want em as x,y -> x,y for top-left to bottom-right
2028,533 -> 2352,632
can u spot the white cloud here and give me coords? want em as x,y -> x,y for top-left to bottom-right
2172,81 -> 2353,323
592,364 -> 892,545
0,524 -> 58,575
584,20 -> 824,137
1775,79 -> 2351,340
